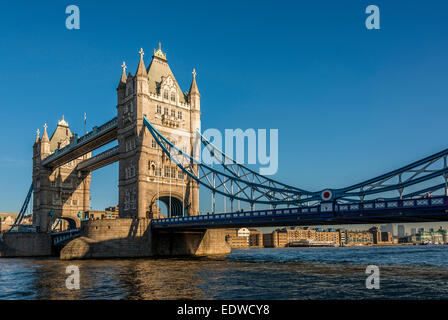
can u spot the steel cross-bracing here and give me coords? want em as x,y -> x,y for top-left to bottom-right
332,148 -> 448,203
12,116 -> 448,233
144,116 -> 316,206
145,115 -> 448,207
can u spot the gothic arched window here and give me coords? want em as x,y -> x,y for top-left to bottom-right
149,162 -> 156,176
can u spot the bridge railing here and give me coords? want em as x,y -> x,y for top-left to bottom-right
51,228 -> 80,245
42,117 -> 118,166
152,196 -> 448,226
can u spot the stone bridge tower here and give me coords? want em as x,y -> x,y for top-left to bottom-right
117,44 -> 200,219
32,118 -> 91,232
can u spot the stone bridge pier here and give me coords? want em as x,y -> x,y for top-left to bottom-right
60,219 -> 230,260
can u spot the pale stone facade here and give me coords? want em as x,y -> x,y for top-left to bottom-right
31,44 -> 201,232
116,44 -> 200,219
32,118 -> 91,232
2,45 -> 228,259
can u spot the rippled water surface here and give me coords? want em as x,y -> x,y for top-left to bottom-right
1,246 -> 448,299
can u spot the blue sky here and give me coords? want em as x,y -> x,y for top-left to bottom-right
0,0 -> 448,214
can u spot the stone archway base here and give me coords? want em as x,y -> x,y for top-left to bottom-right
60,218 -> 231,260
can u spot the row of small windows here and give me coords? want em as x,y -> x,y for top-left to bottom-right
125,164 -> 185,180
124,137 -> 187,153
50,178 -> 74,188
149,164 -> 185,180
51,193 -> 78,206
156,105 -> 182,119
150,138 -> 187,154
163,90 -> 176,102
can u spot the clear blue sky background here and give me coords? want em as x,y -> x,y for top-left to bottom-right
0,0 -> 447,214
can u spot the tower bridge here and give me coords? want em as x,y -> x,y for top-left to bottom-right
2,44 -> 448,259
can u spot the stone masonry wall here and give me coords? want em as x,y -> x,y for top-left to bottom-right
0,233 -> 52,257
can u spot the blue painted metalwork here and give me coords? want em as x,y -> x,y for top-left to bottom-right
13,115 -> 448,233
145,115 -> 448,207
152,195 -> 448,229
51,229 -> 80,246
199,130 -> 448,203
8,183 -> 33,233
198,130 -> 311,194
143,115 -> 316,205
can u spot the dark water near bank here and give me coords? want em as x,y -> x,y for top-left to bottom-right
1,246 -> 448,299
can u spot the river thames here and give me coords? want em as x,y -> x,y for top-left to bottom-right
1,246 -> 447,300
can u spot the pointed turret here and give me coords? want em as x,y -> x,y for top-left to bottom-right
117,61 -> 128,104
40,123 -> 51,157
41,123 -> 49,142
33,128 -> 41,173
189,68 -> 200,96
118,61 -> 127,88
135,48 -> 147,77
33,128 -> 41,162
34,128 -> 40,145
188,69 -> 201,110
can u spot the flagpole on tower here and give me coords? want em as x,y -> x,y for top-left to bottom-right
84,112 -> 87,134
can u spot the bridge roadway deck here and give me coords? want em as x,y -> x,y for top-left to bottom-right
151,196 -> 448,229
77,146 -> 119,172
42,117 -> 118,169
51,229 -> 80,246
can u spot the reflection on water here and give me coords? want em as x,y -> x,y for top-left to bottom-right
1,246 -> 448,300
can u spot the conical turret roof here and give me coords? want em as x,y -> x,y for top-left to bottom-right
118,61 -> 127,88
41,123 -> 49,142
135,48 -> 147,77
189,68 -> 200,96
34,129 -> 40,144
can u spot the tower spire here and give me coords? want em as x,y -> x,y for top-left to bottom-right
118,61 -> 127,87
41,123 -> 49,141
136,48 -> 147,76
35,128 -> 40,144
189,68 -> 200,96
40,122 -> 50,156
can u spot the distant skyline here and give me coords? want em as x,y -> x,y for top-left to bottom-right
260,221 -> 448,236
1,1 -> 448,218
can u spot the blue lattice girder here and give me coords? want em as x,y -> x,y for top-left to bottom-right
144,115 -> 448,205
143,116 -> 318,205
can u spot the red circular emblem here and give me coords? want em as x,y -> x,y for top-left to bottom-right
321,189 -> 333,201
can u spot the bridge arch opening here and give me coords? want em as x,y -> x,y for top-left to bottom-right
156,196 -> 184,218
51,216 -> 78,231
60,217 -> 77,230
